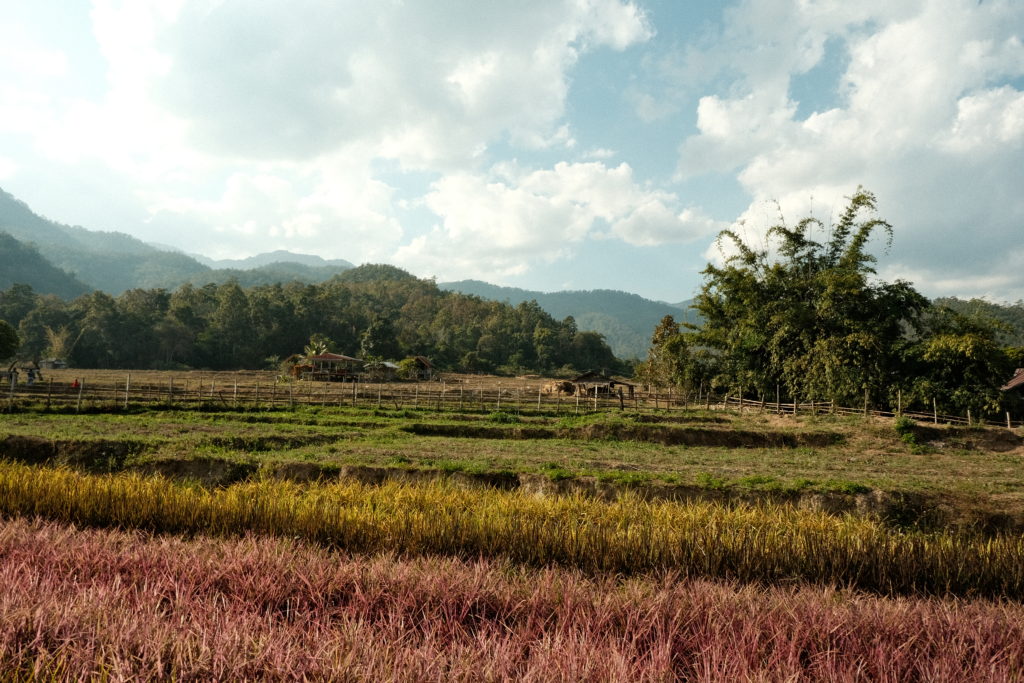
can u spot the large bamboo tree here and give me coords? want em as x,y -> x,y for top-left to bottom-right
689,188 -> 928,405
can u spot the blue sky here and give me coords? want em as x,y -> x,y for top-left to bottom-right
1,0 -> 1022,303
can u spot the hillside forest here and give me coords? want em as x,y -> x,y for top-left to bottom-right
0,264 -> 622,376
635,189 -> 1024,419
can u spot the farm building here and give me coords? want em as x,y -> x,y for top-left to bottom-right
572,371 -> 635,398
302,353 -> 363,382
407,356 -> 434,381
1002,368 -> 1024,393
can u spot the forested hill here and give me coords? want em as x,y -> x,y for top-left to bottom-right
439,280 -> 698,360
935,297 -> 1024,346
0,232 -> 91,299
0,265 -> 624,375
0,189 -> 352,294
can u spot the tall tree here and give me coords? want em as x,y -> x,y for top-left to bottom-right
688,188 -> 928,404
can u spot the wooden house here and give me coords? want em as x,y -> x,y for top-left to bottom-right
1001,368 -> 1024,394
303,352 -> 363,382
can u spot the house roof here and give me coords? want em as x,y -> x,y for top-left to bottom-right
308,353 -> 362,363
1001,368 -> 1024,391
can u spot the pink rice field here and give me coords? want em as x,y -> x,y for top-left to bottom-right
2,517 -> 1023,681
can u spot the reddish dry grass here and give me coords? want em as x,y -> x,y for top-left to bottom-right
1,517 -> 1023,681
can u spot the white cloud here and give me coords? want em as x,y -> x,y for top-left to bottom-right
394,161 -> 722,280
678,0 -> 1024,298
121,0 -> 651,167
0,156 -> 16,181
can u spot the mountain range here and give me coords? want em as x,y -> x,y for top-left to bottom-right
439,280 -> 696,359
0,186 -> 696,359
0,189 -> 354,294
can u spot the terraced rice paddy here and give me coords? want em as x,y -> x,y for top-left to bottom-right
2,371 -> 1024,678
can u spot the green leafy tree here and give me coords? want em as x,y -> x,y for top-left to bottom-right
688,188 -> 928,404
0,319 -> 19,362
904,307 -> 1015,417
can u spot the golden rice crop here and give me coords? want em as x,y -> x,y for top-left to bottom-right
0,461 -> 1022,598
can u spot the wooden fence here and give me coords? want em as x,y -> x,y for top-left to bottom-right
3,373 -> 1023,429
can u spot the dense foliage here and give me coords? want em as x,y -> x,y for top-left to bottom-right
0,265 -> 622,375
0,319 -> 18,363
639,189 -> 1022,417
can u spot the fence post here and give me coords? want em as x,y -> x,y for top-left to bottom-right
1007,411 -> 1012,430
537,387 -> 542,412
933,398 -> 938,425
76,380 -> 84,413
124,374 -> 131,410
967,408 -> 972,426
897,389 -> 902,416
46,378 -> 52,411
863,387 -> 869,417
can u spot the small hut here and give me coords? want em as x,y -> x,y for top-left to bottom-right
571,371 -> 635,398
408,356 -> 434,381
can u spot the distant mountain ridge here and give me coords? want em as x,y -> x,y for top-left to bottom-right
192,250 -> 354,270
439,280 -> 697,360
0,188 -> 352,294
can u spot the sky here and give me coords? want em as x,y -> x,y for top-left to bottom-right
1,0 -> 1022,303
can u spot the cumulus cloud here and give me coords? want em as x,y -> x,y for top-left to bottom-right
4,0 -> 651,262
678,0 -> 1024,299
394,161 -> 723,280
133,0 -> 651,166
142,157 -> 404,263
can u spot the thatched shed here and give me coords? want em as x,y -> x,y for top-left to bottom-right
572,371 -> 635,398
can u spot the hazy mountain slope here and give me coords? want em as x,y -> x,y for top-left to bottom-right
0,188 -> 353,294
0,232 -> 91,298
193,250 -> 354,270
439,280 -> 697,359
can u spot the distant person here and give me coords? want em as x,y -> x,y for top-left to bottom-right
71,378 -> 80,389
26,368 -> 35,385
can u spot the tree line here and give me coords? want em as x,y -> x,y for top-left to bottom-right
0,264 -> 623,376
637,189 -> 1024,418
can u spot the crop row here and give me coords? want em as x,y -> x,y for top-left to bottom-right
1,462 -> 1024,600
2,516 -> 1023,680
